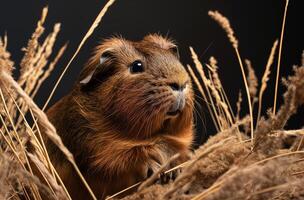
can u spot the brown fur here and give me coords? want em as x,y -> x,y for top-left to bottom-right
45,34 -> 194,199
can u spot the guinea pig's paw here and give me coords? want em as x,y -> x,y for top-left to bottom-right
170,168 -> 182,181
159,168 -> 181,184
159,172 -> 170,184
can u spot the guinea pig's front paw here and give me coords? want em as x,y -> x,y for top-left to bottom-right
145,167 -> 171,184
145,166 -> 181,185
144,155 -> 185,184
160,172 -> 170,184
159,168 -> 181,184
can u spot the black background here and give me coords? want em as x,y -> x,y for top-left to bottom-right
1,0 -> 303,145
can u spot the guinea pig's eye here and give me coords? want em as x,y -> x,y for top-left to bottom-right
129,60 -> 144,74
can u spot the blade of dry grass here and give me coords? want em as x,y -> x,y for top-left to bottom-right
273,0 -> 290,115
257,40 -> 278,123
236,91 -> 242,121
244,59 -> 258,105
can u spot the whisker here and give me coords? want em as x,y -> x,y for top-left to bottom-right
190,101 -> 205,125
193,99 -> 203,122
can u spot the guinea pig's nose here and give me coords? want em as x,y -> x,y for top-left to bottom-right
167,82 -> 187,116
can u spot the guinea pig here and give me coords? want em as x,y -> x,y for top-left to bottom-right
45,34 -> 194,199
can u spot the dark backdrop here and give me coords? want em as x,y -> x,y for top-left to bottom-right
1,0 -> 303,145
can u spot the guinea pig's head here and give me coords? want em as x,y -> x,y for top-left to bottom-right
78,34 -> 193,139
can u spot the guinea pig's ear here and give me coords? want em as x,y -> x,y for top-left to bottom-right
79,49 -> 113,86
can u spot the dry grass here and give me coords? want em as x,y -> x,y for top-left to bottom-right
0,1 -> 115,199
1,1 -> 304,200
257,40 -> 278,123
273,0 -> 290,115
208,10 -> 254,148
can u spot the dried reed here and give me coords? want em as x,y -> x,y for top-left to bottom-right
1,0 -> 119,199
208,10 -> 254,148
257,40 -> 278,123
244,59 -> 258,103
273,0 -> 290,115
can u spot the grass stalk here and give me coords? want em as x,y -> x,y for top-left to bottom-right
273,0 -> 290,115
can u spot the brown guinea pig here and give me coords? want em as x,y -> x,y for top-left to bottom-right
45,34 -> 194,199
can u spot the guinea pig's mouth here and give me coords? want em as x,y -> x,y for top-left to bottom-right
166,90 -> 186,117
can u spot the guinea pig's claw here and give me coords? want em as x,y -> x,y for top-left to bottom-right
160,172 -> 170,184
